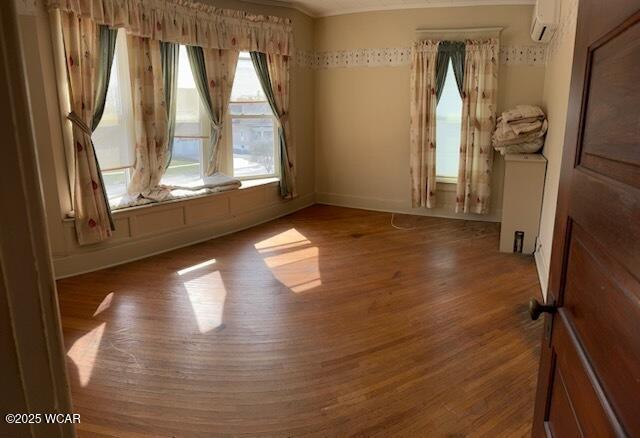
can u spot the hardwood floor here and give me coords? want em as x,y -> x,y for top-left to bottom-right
57,205 -> 543,437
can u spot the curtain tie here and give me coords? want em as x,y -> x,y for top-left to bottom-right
67,111 -> 93,136
278,112 -> 289,125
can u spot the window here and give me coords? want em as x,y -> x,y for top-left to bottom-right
435,61 -> 463,181
161,46 -> 209,187
228,52 -> 278,179
92,45 -> 276,206
92,31 -> 135,200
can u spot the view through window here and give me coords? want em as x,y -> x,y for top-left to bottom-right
435,61 -> 463,180
93,46 -> 278,204
161,45 -> 209,187
92,31 -> 135,200
229,53 -> 278,179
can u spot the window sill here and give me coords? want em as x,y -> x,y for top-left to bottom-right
436,176 -> 457,185
63,177 -> 280,221
238,177 -> 279,188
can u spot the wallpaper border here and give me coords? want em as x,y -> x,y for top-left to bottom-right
296,45 -> 547,69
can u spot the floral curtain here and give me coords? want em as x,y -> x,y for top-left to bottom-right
47,0 -> 293,56
409,40 -> 439,208
126,34 -> 171,200
250,52 -> 296,199
186,46 -> 239,176
456,39 -> 499,214
61,12 -> 115,245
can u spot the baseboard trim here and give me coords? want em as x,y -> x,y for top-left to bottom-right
53,193 -> 315,279
54,190 -> 503,279
534,247 -> 549,300
315,192 -> 502,223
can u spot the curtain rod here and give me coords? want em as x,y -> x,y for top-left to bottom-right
415,26 -> 504,33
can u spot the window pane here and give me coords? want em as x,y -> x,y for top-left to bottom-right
436,61 -> 463,179
231,53 -> 267,102
232,117 -> 276,178
93,31 -> 135,171
162,138 -> 203,186
230,102 -> 272,116
175,45 -> 207,137
102,169 -> 128,200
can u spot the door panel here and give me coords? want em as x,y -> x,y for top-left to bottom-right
547,363 -> 582,438
569,171 -> 640,272
532,1 -> 640,437
563,224 -> 640,434
579,17 -> 640,189
546,317 -> 619,438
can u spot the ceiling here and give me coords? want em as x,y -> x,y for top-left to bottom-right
249,0 -> 535,17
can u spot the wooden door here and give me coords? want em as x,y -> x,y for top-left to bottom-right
531,0 -> 640,436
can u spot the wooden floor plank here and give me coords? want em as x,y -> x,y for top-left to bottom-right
57,205 -> 542,437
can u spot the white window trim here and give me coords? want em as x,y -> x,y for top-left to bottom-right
163,45 -> 211,184
225,106 -> 280,181
436,176 -> 457,185
435,60 -> 463,182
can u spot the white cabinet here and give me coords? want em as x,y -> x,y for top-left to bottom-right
499,154 -> 547,254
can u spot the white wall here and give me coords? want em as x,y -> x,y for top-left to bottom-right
535,0 -> 579,298
314,5 -> 546,222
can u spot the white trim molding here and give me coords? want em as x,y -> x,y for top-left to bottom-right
246,0 -> 535,18
316,192 -> 502,223
296,44 -> 547,69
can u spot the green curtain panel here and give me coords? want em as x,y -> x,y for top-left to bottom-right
435,41 -> 465,102
250,51 -> 295,199
435,44 -> 450,103
186,45 -> 217,169
92,25 -> 117,131
160,41 -> 179,169
186,45 -> 239,175
91,25 -> 117,231
449,41 -> 465,97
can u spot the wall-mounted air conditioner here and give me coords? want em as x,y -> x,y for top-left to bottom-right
530,0 -> 559,43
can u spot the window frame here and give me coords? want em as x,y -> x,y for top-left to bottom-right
92,30 -> 136,202
92,43 -> 281,205
435,59 -> 463,184
159,45 -> 213,187
224,52 -> 280,181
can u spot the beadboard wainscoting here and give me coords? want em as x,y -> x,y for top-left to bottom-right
53,182 -> 315,278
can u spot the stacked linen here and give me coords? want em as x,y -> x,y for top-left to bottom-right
492,105 -> 547,155
169,173 -> 242,192
109,173 -> 242,210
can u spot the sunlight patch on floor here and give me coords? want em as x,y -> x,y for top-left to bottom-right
257,229 -> 322,293
183,270 -> 227,333
254,228 -> 310,252
93,292 -> 114,316
263,246 -> 319,269
177,259 -> 217,276
67,322 -> 106,387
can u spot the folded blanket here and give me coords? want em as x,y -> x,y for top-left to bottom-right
495,138 -> 544,155
110,173 -> 242,210
501,105 -> 545,125
168,173 -> 242,191
511,119 -> 543,135
493,119 -> 548,147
